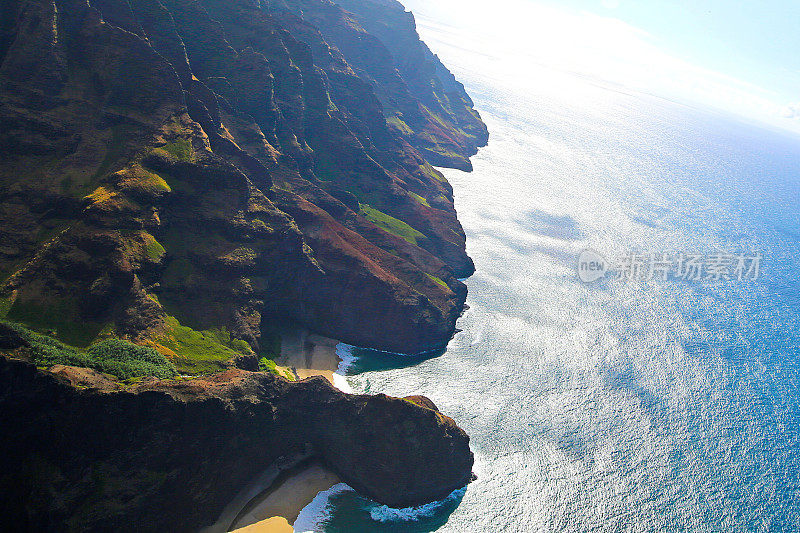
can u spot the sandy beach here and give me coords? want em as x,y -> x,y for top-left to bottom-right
229,517 -> 292,533
277,330 -> 341,386
225,331 -> 343,532
230,462 -> 340,532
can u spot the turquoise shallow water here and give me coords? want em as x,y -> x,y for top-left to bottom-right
295,11 -> 800,533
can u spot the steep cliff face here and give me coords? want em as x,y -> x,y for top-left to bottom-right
0,356 -> 474,532
0,0 -> 486,357
0,0 -> 485,527
269,0 -> 489,171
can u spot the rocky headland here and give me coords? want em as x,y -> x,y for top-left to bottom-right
0,356 -> 473,531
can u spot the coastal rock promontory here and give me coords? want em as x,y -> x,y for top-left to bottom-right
0,356 -> 474,531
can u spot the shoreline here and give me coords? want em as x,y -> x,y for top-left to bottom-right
230,460 -> 340,532
227,331 -> 348,532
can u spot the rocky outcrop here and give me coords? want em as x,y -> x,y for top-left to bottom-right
0,0 -> 486,355
0,356 -> 474,532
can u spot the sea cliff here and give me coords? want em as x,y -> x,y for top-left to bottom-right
0,0 -> 486,528
0,0 -> 486,354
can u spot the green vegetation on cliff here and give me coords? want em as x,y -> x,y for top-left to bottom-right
144,236 -> 166,262
147,316 -> 289,379
0,322 -> 177,380
0,296 -> 14,319
426,273 -> 450,291
258,357 -> 294,380
409,192 -> 431,208
359,204 -> 426,245
85,340 -> 178,380
156,139 -> 194,162
153,317 -> 251,375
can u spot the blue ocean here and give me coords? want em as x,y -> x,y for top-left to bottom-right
295,5 -> 800,532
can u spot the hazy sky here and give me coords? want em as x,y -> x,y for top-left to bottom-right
401,0 -> 800,130
555,0 -> 800,103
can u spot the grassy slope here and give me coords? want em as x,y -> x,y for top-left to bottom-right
359,204 -> 426,245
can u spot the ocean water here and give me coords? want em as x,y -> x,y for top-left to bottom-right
295,8 -> 800,533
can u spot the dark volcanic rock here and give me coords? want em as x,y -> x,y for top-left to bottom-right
0,356 -> 474,532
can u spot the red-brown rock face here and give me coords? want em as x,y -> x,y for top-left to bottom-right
0,0 -> 486,354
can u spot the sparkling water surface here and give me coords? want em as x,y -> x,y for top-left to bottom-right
294,11 -> 800,533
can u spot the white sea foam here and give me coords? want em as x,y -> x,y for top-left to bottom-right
368,486 -> 467,523
335,343 -> 356,375
293,483 -> 352,532
330,372 -> 352,393
331,343 -> 355,393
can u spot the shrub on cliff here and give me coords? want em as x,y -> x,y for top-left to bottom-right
0,322 -> 177,380
258,357 -> 294,380
86,340 -> 178,380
